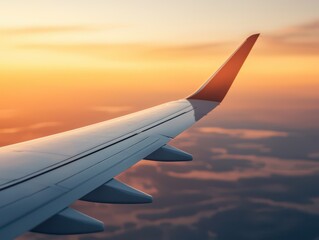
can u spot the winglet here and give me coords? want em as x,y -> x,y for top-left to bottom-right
187,34 -> 259,102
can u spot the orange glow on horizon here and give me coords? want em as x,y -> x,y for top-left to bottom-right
0,1 -> 318,147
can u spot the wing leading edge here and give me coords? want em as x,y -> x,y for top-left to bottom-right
0,34 -> 259,239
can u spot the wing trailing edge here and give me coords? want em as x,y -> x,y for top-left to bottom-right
187,34 -> 259,102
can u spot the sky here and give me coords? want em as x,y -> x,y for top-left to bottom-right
0,1 -> 319,239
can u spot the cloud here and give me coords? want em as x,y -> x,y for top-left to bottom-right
0,128 -> 21,134
198,127 -> 288,139
195,202 -> 319,240
16,127 -> 319,240
4,18 -> 319,63
17,40 -> 234,62
270,19 -> 319,42
149,42 -> 233,56
211,148 -> 228,154
232,143 -> 271,153
0,122 -> 60,138
166,146 -> 319,181
262,19 -> 319,55
91,106 -> 132,113
28,122 -> 61,129
250,197 -> 319,215
17,42 -> 150,62
153,18 -> 319,56
0,24 -> 125,36
308,152 -> 319,159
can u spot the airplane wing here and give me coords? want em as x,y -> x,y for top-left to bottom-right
0,34 -> 259,239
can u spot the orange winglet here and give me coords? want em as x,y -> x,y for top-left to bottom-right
187,34 -> 259,102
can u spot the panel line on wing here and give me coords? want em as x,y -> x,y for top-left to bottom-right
0,108 -> 193,191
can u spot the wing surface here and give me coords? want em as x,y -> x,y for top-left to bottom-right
0,34 -> 259,239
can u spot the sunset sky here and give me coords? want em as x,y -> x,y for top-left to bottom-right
1,1 -> 319,239
0,1 -> 318,144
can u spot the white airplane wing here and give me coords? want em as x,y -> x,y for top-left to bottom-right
0,34 -> 259,239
